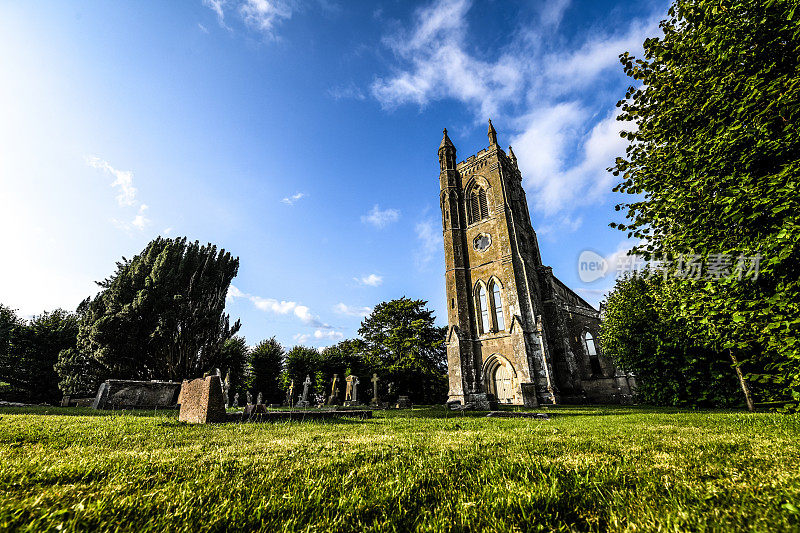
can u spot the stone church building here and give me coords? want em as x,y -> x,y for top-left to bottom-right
439,121 -> 634,406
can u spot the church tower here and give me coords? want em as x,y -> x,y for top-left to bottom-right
439,121 -> 554,407
439,121 -> 633,407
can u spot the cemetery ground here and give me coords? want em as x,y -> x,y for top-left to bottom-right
0,406 -> 798,532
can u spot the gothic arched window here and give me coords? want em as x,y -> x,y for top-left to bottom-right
490,281 -> 505,331
585,332 -> 603,376
478,188 -> 488,219
467,186 -> 489,224
477,285 -> 490,334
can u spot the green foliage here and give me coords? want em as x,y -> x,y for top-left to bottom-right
0,307 -> 79,403
316,339 -> 369,399
612,0 -> 800,408
250,337 -> 284,403
358,297 -> 447,404
0,305 -> 24,379
281,346 -> 321,402
0,406 -> 798,531
58,237 -> 240,388
601,274 -> 740,407
219,336 -> 250,404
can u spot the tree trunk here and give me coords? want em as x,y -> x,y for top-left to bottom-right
729,349 -> 755,412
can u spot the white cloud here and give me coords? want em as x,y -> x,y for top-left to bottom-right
240,0 -> 293,35
414,218 -> 441,270
163,227 -> 174,235
537,214 -> 583,238
370,0 -> 523,119
513,107 -> 632,215
203,0 -> 293,38
361,204 -> 400,228
281,192 -> 305,205
294,329 -> 343,345
198,23 -> 210,33
86,156 -> 137,207
354,274 -> 382,287
370,0 -> 659,216
203,0 -> 227,24
87,157 -> 155,233
228,284 -> 330,328
538,0 -> 571,27
335,302 -> 373,317
328,82 -> 366,101
131,204 -> 150,230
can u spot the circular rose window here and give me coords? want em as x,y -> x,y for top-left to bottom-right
473,233 -> 492,251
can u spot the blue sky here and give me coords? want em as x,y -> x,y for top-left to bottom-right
0,0 -> 667,349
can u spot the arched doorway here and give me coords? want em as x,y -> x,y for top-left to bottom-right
483,354 -> 517,404
493,364 -> 514,402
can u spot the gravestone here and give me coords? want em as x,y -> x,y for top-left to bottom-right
370,373 -> 379,405
92,380 -> 181,410
344,375 -> 360,406
61,395 -> 71,407
232,393 -> 239,408
327,374 -> 340,405
295,375 -> 312,407
395,395 -> 412,409
256,392 -> 263,405
178,375 -> 227,424
469,392 -> 498,411
243,403 -> 268,416
285,380 -> 294,406
246,391 -> 253,405
223,372 -> 231,408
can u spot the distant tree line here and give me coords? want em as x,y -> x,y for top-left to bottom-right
0,237 -> 447,405
601,0 -> 800,410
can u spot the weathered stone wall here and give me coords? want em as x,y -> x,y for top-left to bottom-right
91,380 -> 181,410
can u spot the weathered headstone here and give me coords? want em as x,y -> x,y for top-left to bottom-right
344,375 -> 360,405
370,374 -> 379,405
178,375 -> 227,424
285,380 -> 294,406
61,395 -> 71,407
243,403 -> 267,416
246,391 -> 253,405
327,374 -> 340,405
223,371 -> 231,408
92,380 -> 181,410
469,392 -> 498,411
395,395 -> 412,409
296,375 -> 312,407
256,392 -> 263,405
232,392 -> 239,408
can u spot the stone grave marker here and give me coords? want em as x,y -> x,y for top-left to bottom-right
178,375 -> 227,424
370,374 -> 380,405
396,395 -> 412,409
296,375 -> 312,407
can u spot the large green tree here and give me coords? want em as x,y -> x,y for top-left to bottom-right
316,339 -> 370,401
218,335 -> 251,404
358,297 -> 447,404
250,337 -> 284,403
0,306 -> 79,403
57,237 -> 240,388
281,346 -> 321,403
612,0 -> 800,408
601,274 -> 740,407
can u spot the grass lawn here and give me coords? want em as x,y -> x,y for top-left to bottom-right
0,405 -> 798,532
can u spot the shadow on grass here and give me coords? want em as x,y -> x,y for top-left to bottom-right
0,406 -> 177,418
